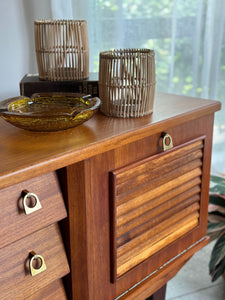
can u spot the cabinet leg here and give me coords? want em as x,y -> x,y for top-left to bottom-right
146,284 -> 167,300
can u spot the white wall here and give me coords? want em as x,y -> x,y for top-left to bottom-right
0,0 -> 52,101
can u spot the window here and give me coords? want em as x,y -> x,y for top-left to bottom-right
52,0 -> 225,173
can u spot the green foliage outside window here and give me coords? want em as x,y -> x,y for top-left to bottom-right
91,1 -> 225,156
93,0 -> 225,106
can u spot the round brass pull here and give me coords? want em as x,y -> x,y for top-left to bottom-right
22,190 -> 42,215
161,132 -> 173,151
29,251 -> 47,276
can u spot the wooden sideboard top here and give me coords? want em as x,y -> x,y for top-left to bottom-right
0,92 -> 221,189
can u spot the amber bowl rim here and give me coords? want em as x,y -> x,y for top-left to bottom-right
0,93 -> 101,119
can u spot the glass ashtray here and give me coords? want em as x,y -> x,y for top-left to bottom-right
0,93 -> 101,131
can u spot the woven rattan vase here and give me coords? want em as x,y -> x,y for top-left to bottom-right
99,49 -> 156,118
34,20 -> 89,81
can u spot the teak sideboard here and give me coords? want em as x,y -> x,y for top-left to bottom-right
0,92 -> 221,300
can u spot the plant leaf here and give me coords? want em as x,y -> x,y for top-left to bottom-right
209,234 -> 225,274
208,211 -> 225,221
207,225 -> 225,242
207,222 -> 225,232
211,174 -> 225,184
210,257 -> 225,281
210,175 -> 225,195
209,195 -> 225,207
208,213 -> 225,223
208,203 -> 225,214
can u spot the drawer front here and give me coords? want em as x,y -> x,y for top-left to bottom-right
110,136 -> 205,281
26,279 -> 68,300
0,171 -> 67,248
0,223 -> 70,300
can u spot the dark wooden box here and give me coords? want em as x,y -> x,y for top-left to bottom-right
20,73 -> 99,97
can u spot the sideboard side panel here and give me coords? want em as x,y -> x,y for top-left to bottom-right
59,161 -> 90,300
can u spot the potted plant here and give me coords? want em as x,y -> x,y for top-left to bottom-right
207,173 -> 225,281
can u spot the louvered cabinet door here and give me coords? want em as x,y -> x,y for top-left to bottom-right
110,135 -> 206,282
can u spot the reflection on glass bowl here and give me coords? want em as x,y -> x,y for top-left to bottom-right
0,93 -> 101,132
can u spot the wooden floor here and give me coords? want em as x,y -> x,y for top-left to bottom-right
166,241 -> 225,299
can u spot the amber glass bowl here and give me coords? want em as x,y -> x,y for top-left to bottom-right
0,93 -> 101,131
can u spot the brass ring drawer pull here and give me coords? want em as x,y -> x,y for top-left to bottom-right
29,251 -> 47,276
22,190 -> 42,215
161,132 -> 173,151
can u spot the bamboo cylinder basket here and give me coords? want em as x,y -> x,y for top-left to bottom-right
34,20 -> 89,81
99,49 -> 156,118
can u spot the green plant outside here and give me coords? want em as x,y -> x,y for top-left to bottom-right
94,0 -> 225,282
92,0 -> 225,175
208,174 -> 225,281
95,0 -> 225,101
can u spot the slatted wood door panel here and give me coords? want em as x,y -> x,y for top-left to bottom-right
110,136 -> 205,282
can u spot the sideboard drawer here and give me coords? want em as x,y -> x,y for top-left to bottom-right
0,171 -> 67,248
110,136 -> 205,280
0,223 -> 70,300
26,279 -> 68,300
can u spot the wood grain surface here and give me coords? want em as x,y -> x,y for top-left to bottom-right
0,93 -> 220,189
118,237 -> 209,300
0,171 -> 67,249
71,114 -> 216,299
110,137 -> 204,278
26,279 -> 68,300
0,223 -> 70,300
0,93 -> 220,299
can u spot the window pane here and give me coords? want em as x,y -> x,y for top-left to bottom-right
69,0 -> 225,172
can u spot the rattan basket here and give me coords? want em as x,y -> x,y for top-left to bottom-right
34,20 -> 89,81
99,49 -> 156,118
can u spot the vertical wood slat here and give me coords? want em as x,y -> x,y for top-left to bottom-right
110,136 -> 205,280
34,20 -> 89,81
99,49 -> 156,118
